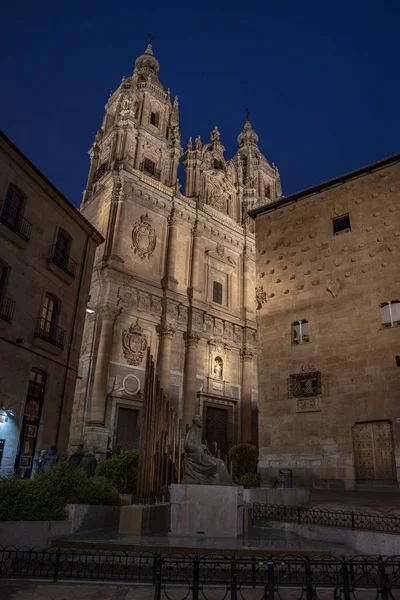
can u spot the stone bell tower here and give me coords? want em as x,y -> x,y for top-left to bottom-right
70,42 -> 282,457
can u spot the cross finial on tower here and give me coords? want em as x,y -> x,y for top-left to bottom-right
245,107 -> 251,121
148,33 -> 155,44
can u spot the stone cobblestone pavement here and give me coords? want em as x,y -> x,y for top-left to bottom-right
308,489 -> 400,516
1,582 -> 389,600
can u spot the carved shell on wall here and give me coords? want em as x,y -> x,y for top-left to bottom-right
132,213 -> 157,260
122,320 -> 148,366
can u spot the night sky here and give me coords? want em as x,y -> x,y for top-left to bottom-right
1,1 -> 399,207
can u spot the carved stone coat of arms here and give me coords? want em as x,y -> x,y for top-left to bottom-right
122,321 -> 148,366
132,213 -> 157,260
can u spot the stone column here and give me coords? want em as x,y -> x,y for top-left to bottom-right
243,242 -> 255,320
111,185 -> 126,262
241,348 -> 254,444
158,325 -> 175,401
183,332 -> 200,429
163,210 -> 178,289
88,305 -> 119,425
190,223 -> 202,291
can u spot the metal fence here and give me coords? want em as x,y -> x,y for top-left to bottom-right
1,547 -> 400,599
252,503 -> 400,535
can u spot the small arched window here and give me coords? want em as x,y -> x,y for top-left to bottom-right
150,111 -> 159,127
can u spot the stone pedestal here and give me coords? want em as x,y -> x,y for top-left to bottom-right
170,484 -> 244,538
119,504 -> 170,536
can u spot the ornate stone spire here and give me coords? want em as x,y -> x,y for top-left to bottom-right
238,117 -> 259,148
134,42 -> 160,79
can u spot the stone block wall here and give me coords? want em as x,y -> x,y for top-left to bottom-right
253,159 -> 400,490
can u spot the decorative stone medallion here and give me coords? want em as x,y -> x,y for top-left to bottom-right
132,213 -> 157,260
122,320 -> 148,366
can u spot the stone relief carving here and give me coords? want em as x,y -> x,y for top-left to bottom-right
138,291 -> 151,312
216,244 -> 225,257
151,295 -> 162,316
132,213 -> 157,260
327,278 -> 341,298
214,319 -> 224,337
204,315 -> 213,332
233,326 -> 242,343
224,322 -> 233,339
166,302 -> 177,323
192,310 -> 204,331
178,305 -> 188,325
122,320 -> 148,366
255,286 -> 267,309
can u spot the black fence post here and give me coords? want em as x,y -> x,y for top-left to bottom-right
251,556 -> 256,589
297,506 -> 302,525
53,548 -> 61,583
351,512 -> 355,531
304,558 -> 314,600
340,556 -> 351,600
266,560 -> 275,599
378,557 -> 389,600
154,554 -> 162,600
152,554 -> 158,586
192,555 -> 199,600
231,557 -> 237,600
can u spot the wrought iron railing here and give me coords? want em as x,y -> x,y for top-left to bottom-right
0,294 -> 15,323
0,547 -> 399,598
0,201 -> 32,241
34,317 -> 66,349
253,503 -> 400,534
48,244 -> 78,277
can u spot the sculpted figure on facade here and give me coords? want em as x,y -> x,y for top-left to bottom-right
182,415 -> 233,485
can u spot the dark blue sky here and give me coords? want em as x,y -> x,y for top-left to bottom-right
1,1 -> 399,207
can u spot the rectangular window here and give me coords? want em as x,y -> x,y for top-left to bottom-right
213,281 -> 223,304
292,320 -> 310,344
380,301 -> 400,327
55,230 -> 71,268
290,372 -> 321,397
333,214 -> 351,235
41,294 -> 57,334
2,186 -> 23,228
143,158 -> 156,175
150,112 -> 159,127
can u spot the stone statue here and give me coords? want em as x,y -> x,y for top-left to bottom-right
186,136 -> 193,151
210,125 -> 220,143
195,136 -> 202,151
214,358 -> 223,379
182,415 -> 233,485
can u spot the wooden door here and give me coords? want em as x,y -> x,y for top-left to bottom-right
205,406 -> 228,459
115,408 -> 139,451
353,421 -> 395,480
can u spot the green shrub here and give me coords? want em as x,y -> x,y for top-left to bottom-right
0,461 -> 120,521
229,444 -> 259,478
235,472 -> 261,489
96,450 -> 139,494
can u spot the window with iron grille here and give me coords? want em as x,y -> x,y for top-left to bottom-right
290,372 -> 321,397
380,300 -> 400,327
213,281 -> 223,305
292,320 -> 310,344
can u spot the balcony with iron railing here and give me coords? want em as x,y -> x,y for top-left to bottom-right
0,201 -> 32,242
0,294 -> 15,323
48,245 -> 78,278
139,160 -> 161,181
34,317 -> 66,349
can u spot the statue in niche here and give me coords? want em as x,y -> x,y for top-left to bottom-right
214,357 -> 223,380
182,415 -> 233,485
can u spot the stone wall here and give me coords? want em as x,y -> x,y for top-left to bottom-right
253,158 -> 400,490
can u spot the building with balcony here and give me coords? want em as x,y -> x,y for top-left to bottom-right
0,132 -> 103,476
